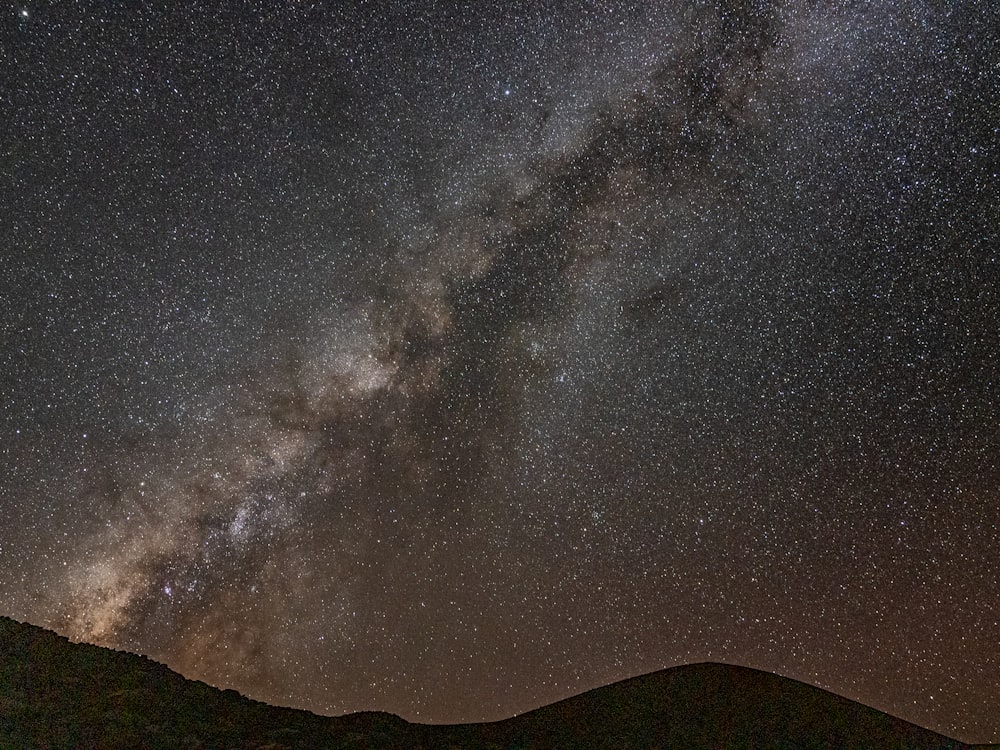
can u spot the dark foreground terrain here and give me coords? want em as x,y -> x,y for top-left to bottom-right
0,616 -> 992,749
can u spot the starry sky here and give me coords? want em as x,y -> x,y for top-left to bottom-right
1,0 -> 998,743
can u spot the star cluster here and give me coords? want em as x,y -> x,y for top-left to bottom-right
1,1 -> 998,743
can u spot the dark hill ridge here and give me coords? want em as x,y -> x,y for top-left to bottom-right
0,615 -> 993,749
468,665 -> 982,750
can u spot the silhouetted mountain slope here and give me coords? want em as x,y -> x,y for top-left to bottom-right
0,616 -> 407,749
0,615 -> 991,749
436,663 -> 982,750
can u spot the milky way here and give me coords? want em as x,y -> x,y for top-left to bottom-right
1,1 -> 998,742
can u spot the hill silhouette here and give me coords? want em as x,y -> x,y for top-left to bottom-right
0,615 -> 993,749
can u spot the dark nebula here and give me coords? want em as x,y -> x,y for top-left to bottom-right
1,1 -> 998,743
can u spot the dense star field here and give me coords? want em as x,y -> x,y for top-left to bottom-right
1,0 -> 998,743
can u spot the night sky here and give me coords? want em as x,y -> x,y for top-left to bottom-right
2,0 -> 998,743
